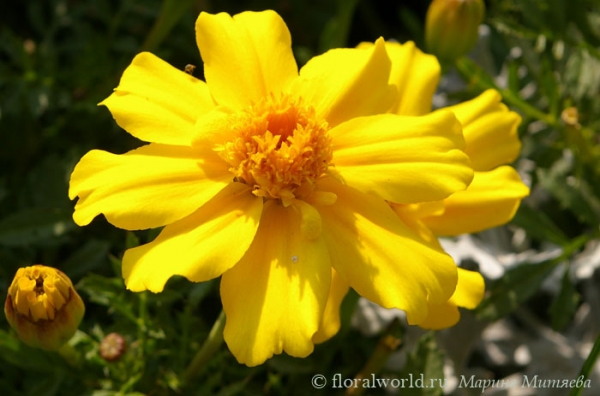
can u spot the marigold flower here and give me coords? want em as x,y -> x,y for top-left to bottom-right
4,265 -> 85,351
69,10 -> 474,366
336,41 -> 530,331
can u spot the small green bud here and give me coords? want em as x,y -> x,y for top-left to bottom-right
425,0 -> 485,62
4,265 -> 85,351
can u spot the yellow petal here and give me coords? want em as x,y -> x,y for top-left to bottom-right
293,37 -> 396,128
122,182 -> 263,293
221,201 -> 331,366
417,301 -> 460,330
387,41 -> 440,116
317,177 -> 458,325
390,203 -> 442,249
69,144 -> 231,230
418,268 -> 485,330
358,41 -> 440,116
195,11 -> 298,110
422,167 -> 530,235
450,268 -> 485,309
444,89 -> 522,171
100,52 -> 215,146
313,269 -> 350,344
329,111 -> 473,203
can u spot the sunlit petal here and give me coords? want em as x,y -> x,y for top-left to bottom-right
443,89 -> 522,171
419,268 -> 485,330
221,201 -> 331,366
294,38 -> 395,127
101,52 -> 215,146
69,144 -> 231,230
196,11 -> 298,110
313,269 -> 350,344
317,178 -> 457,325
329,111 -> 473,203
358,41 -> 440,116
122,182 -> 262,292
422,167 -> 530,235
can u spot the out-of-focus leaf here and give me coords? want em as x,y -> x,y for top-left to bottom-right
539,56 -> 560,117
340,288 -> 360,333
398,6 -> 424,48
141,0 -> 197,52
188,279 -> 216,308
61,239 -> 110,280
537,160 -> 600,227
564,48 -> 600,101
0,330 -> 69,373
512,204 -> 570,246
0,208 -> 75,246
399,332 -> 444,396
318,0 -> 360,52
570,333 -> 600,396
78,274 -> 136,324
23,373 -> 65,396
476,259 -> 560,321
549,263 -> 580,331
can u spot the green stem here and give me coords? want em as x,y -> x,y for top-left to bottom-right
346,318 -> 402,396
181,310 -> 226,387
57,341 -> 81,368
569,333 -> 600,396
454,57 -> 559,127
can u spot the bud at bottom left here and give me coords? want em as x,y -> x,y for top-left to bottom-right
4,265 -> 85,351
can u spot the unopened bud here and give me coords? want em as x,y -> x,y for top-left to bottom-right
425,0 -> 485,62
99,332 -> 127,362
4,265 -> 85,351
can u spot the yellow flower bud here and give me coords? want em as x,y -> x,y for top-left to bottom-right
425,0 -> 485,62
4,265 -> 85,351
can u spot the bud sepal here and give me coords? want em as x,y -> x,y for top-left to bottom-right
425,0 -> 486,63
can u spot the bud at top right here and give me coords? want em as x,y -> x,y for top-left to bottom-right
425,0 -> 486,63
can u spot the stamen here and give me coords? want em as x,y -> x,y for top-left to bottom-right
219,94 -> 332,204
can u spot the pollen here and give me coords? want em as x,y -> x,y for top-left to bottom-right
219,94 -> 332,206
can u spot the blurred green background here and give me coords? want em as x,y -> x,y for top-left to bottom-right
1,0 -> 600,395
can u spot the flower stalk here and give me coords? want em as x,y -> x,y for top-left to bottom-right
181,310 -> 226,387
454,57 -> 558,126
346,318 -> 402,396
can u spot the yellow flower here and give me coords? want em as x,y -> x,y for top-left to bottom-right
69,11 -> 474,366
4,265 -> 85,351
328,41 -> 529,331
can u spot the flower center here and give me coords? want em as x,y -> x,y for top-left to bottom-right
219,94 -> 332,205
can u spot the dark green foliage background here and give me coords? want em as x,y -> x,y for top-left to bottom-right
1,0 -> 599,395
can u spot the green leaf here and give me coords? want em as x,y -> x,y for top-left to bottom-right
340,288 -> 360,334
399,332 -> 445,396
141,0 -> 197,52
549,264 -> 580,331
565,48 -> 600,101
318,0 -> 361,52
512,204 -> 570,246
570,332 -> 600,396
0,330 -> 69,374
537,162 -> 600,227
0,207 -> 76,246
78,274 -> 137,324
61,239 -> 110,280
476,259 -> 560,321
